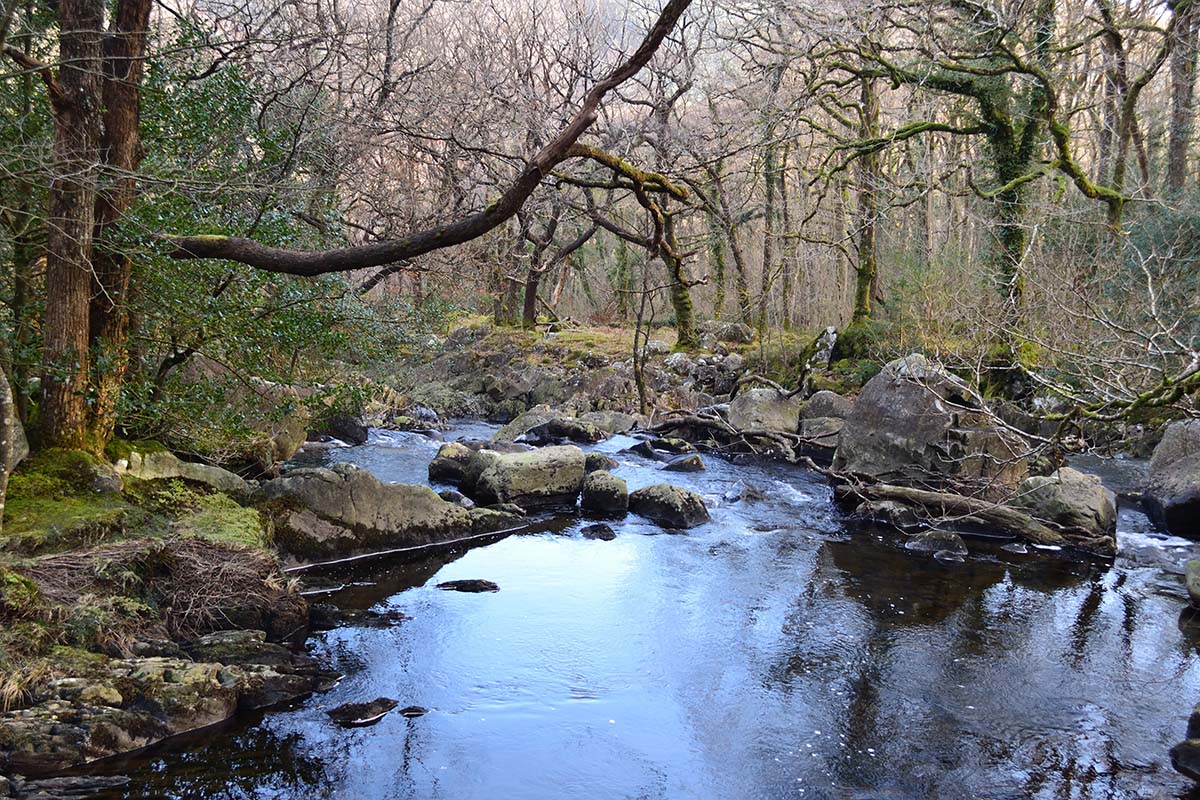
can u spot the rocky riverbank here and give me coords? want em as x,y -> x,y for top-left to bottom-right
3,323 -> 1197,793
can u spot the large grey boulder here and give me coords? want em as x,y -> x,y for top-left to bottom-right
519,417 -> 607,445
801,390 -> 852,420
113,445 -> 249,497
727,388 -> 802,433
832,354 -> 1028,501
629,484 -> 710,528
578,410 -> 640,435
260,463 -> 509,562
1010,467 -> 1116,540
493,405 -> 560,442
581,470 -> 628,515
1146,419 -> 1200,538
470,445 -> 586,508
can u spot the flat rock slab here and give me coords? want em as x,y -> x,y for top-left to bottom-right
437,579 -> 500,593
328,697 -> 398,727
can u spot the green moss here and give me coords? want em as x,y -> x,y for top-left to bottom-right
8,448 -> 111,501
174,493 -> 269,550
831,320 -> 892,362
0,567 -> 41,615
104,438 -> 169,464
2,494 -> 141,555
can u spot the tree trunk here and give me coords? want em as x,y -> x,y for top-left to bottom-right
87,0 -> 153,449
1169,0 -> 1200,195
852,74 -> 881,325
521,262 -> 542,329
41,0 -> 105,451
0,366 -> 14,535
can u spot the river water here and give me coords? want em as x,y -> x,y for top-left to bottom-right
94,424 -> 1200,799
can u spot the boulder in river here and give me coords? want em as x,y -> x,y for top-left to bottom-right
578,410 -> 640,435
1187,559 -> 1200,608
585,452 -> 619,473
1146,419 -> 1200,538
261,463 -> 507,563
518,417 -> 607,445
581,470 -> 629,515
662,454 -> 705,473
328,697 -> 399,727
437,579 -> 499,593
629,484 -> 710,529
728,388 -> 802,434
493,405 -> 561,442
833,354 -> 1028,501
800,390 -> 852,420
428,441 -> 473,484
1010,467 -> 1116,540
470,445 -> 586,509
581,523 -> 617,540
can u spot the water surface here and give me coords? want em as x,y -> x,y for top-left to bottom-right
95,425 -> 1200,799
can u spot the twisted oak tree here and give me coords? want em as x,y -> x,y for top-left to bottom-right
165,0 -> 695,280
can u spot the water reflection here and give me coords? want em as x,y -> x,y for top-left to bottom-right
88,426 -> 1200,800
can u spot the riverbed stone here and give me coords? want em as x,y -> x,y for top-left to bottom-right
470,445 -> 586,508
629,484 -> 710,528
578,410 -> 639,435
261,463 -> 498,562
904,530 -> 968,556
581,470 -> 629,515
833,354 -> 1028,500
728,388 -> 802,433
801,390 -> 852,420
518,417 -> 607,445
585,452 -> 619,473
1010,467 -> 1116,539
662,454 -> 705,473
1172,738 -> 1200,782
493,405 -> 561,442
428,441 -> 473,484
1146,419 -> 1200,538
1187,560 -> 1200,608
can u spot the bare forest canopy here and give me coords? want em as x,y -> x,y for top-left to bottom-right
1,0 -> 1198,456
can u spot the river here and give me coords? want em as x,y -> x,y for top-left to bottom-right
91,423 -> 1200,799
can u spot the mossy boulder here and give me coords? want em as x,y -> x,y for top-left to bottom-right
470,445 -> 586,509
629,484 -> 710,529
581,471 -> 628,515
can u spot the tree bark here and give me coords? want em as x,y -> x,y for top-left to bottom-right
852,74 -> 880,325
0,366 -> 14,535
88,0 -> 153,448
41,0 -> 105,451
1169,0 -> 1200,195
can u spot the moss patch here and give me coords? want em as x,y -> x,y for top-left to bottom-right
173,493 -> 269,550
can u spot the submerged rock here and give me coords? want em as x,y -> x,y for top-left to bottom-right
328,697 -> 398,727
581,470 -> 629,515
399,705 -> 428,718
470,445 -> 586,509
629,484 -> 710,529
1146,419 -> 1200,538
904,530 -> 968,556
727,388 -> 802,434
581,523 -> 617,540
437,579 -> 500,593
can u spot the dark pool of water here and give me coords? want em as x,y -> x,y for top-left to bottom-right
92,425 -> 1200,799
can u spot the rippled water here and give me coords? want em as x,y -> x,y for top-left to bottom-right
91,426 -> 1200,799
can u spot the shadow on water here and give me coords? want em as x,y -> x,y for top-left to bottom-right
84,425 -> 1200,800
